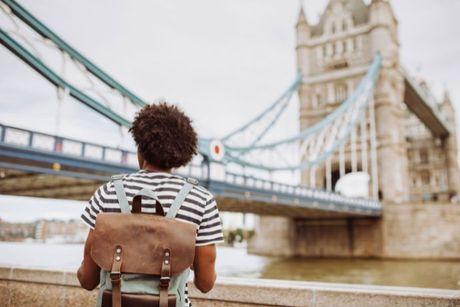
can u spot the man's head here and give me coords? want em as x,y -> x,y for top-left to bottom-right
129,102 -> 198,171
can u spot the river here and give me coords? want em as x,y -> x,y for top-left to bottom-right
1,242 -> 459,290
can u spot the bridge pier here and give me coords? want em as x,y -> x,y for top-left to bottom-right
248,216 -> 295,257
249,204 -> 460,259
248,216 -> 382,258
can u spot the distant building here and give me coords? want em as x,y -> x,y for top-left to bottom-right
0,219 -> 36,241
0,219 -> 87,243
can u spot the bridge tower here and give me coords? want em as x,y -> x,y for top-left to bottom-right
297,0 -> 411,202
441,91 -> 460,199
250,0 -> 460,258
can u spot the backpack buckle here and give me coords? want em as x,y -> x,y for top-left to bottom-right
186,177 -> 198,185
110,272 -> 121,285
111,174 -> 125,181
159,276 -> 170,288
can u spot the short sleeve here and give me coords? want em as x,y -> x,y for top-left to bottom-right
196,196 -> 224,246
80,183 -> 108,229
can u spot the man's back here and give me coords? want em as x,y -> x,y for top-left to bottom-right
80,170 -> 223,306
78,102 -> 222,306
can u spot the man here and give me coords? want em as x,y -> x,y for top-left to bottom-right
77,102 -> 224,307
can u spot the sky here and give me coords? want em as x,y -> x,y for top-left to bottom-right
1,0 -> 460,222
1,0 -> 460,147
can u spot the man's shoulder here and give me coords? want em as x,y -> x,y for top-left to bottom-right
118,171 -> 214,201
189,182 -> 214,203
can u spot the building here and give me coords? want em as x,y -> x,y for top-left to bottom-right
296,0 -> 460,203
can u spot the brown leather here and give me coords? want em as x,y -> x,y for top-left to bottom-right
91,213 -> 196,276
159,249 -> 171,307
132,196 -> 165,216
110,246 -> 123,307
101,291 -> 176,307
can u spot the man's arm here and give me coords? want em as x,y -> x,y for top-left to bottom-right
193,244 -> 217,293
77,229 -> 100,290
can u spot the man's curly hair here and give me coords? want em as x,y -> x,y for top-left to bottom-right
129,102 -> 198,169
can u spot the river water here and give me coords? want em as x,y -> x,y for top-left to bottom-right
1,242 -> 459,290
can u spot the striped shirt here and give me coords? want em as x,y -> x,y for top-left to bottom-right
80,170 -> 224,306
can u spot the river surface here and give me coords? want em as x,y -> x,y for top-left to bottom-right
1,242 -> 460,290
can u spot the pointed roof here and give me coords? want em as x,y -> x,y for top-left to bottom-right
297,5 -> 308,25
311,0 -> 369,37
441,89 -> 455,111
443,89 -> 452,104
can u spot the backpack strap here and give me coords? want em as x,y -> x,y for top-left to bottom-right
132,188 -> 165,216
111,174 -> 131,214
166,177 -> 198,219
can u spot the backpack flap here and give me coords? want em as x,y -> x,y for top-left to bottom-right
91,213 -> 196,276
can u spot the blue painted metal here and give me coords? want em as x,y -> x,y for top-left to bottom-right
222,54 -> 382,171
0,1 -> 227,158
0,161 -> 110,181
222,73 -> 302,142
0,0 -> 147,108
0,123 -> 381,215
229,54 -> 381,151
0,29 -> 132,127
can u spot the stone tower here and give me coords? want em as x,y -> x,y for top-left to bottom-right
405,87 -> 460,202
296,0 -> 446,203
249,0 -> 460,260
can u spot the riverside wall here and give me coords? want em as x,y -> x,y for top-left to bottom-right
249,203 -> 460,259
0,266 -> 459,307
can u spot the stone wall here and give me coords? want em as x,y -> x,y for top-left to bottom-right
383,203 -> 460,258
1,266 -> 459,307
248,215 -> 295,256
249,203 -> 460,259
294,218 -> 382,257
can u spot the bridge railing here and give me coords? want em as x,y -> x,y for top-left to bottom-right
0,123 -> 139,165
0,123 -> 380,211
0,123 -> 207,177
224,171 -> 380,210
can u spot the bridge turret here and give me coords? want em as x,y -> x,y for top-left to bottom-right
369,0 -> 399,65
369,0 -> 409,202
441,90 -> 456,127
440,90 -> 460,199
296,5 -> 311,77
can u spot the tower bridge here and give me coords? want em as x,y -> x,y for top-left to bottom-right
1,0 -> 460,259
0,123 -> 380,219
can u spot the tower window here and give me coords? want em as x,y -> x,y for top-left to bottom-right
420,149 -> 429,164
315,94 -> 323,107
421,170 -> 430,186
342,20 -> 348,32
334,83 -> 348,103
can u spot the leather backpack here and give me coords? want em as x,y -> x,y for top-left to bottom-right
91,174 -> 198,307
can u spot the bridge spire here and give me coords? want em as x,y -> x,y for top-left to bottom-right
296,0 -> 310,28
296,2 -> 310,77
442,89 -> 452,105
441,88 -> 456,124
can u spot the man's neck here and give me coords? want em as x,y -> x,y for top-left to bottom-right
141,163 -> 171,173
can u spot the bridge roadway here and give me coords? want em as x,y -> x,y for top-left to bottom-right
0,124 -> 381,219
401,68 -> 450,137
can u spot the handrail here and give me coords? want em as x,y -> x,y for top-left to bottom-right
0,123 -> 135,164
0,123 -> 381,212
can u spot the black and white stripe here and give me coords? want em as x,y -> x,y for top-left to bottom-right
80,170 -> 223,307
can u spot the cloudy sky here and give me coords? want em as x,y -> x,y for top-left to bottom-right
1,0 -> 460,148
